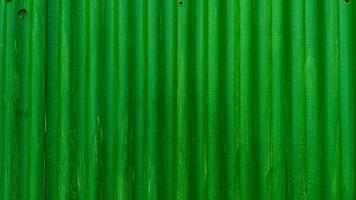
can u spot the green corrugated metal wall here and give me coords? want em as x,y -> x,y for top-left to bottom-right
1,0 -> 356,199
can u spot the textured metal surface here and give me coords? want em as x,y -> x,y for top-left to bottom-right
0,0 -> 46,199
1,0 -> 356,199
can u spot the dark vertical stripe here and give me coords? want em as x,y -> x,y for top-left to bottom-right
339,1 -> 356,200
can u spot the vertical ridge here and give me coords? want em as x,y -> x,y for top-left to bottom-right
87,0 -> 99,199
56,0 -> 71,198
290,0 -> 307,198
176,0 -> 189,199
74,0 -> 87,198
3,2 -> 15,199
20,0 -> 33,199
324,0 -> 341,199
147,0 -> 159,198
238,0 -> 254,199
305,0 -> 322,198
45,0 -> 58,198
115,0 -> 130,198
29,0 -> 46,198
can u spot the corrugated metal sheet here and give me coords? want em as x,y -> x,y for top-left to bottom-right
1,0 -> 356,199
0,0 -> 46,199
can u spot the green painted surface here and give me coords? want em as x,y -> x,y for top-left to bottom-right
1,0 -> 356,199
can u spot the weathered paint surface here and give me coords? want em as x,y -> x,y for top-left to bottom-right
1,0 -> 356,199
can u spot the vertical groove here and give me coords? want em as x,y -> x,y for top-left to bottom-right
87,0 -> 99,199
271,0 -> 286,198
224,0 -> 237,199
0,1 -> 5,198
256,0 -> 272,198
207,0 -> 220,198
162,0 -> 177,199
339,1 -> 355,199
193,0 -> 207,199
100,0 -> 115,198
132,0 -> 147,199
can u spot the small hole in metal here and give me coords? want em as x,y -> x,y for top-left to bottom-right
6,0 -> 12,2
179,1 -> 183,5
345,0 -> 351,4
17,9 -> 27,18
